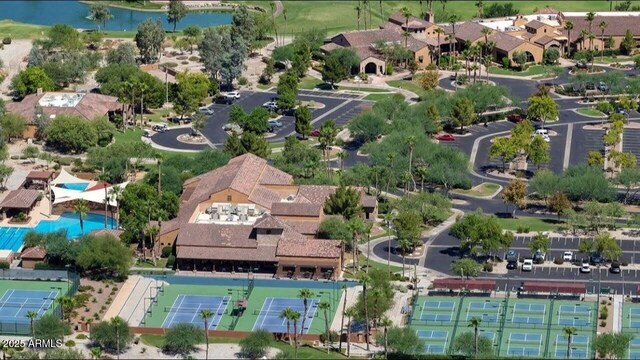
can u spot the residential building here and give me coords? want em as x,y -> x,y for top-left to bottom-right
157,154 -> 377,280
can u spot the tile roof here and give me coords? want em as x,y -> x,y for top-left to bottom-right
388,11 -> 433,30
561,15 -> 640,37
336,28 -> 403,48
26,171 -> 55,182
283,220 -> 320,235
271,203 -> 322,217
361,194 -> 377,209
276,238 -> 342,258
177,224 -> 256,248
320,42 -> 343,52
535,35 -> 558,45
296,185 -> 337,204
254,214 -> 284,229
536,6 -> 560,15
0,189 -> 40,209
21,246 -> 47,260
177,245 -> 277,261
5,93 -> 120,122
526,20 -> 548,29
490,31 -> 527,52
441,22 -> 487,43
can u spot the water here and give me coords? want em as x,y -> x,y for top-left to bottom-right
0,212 -> 117,252
59,183 -> 89,191
0,1 -> 232,31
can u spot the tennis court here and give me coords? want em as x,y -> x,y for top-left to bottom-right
622,304 -> 640,358
419,299 -> 456,322
462,298 -> 503,323
557,304 -> 592,326
410,296 -> 460,354
553,334 -> 590,358
417,329 -> 449,354
510,302 -> 547,324
629,338 -> 640,359
252,297 -> 318,333
161,295 -> 229,329
628,306 -> 640,329
505,332 -> 544,357
0,289 -> 58,322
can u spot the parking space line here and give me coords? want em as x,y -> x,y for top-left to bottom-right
563,123 -> 573,170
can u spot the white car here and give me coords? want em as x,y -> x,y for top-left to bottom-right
262,101 -> 278,111
224,91 -> 240,99
562,251 -> 574,262
532,134 -> 551,143
522,259 -> 533,271
580,262 -> 591,273
534,128 -> 549,136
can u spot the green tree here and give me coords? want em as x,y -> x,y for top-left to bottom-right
239,330 -> 272,359
451,258 -> 482,279
562,327 -> 577,359
322,49 -> 359,88
10,67 -> 55,97
90,317 -> 132,355
620,29 -> 637,55
21,146 -> 39,164
199,27 -> 247,87
394,210 -> 422,249
135,19 -> 165,64
26,311 -> 38,340
529,169 -> 559,204
167,0 -> 188,33
0,114 -> 27,143
34,314 -> 71,341
385,327 -> 425,355
616,167 -> 640,204
452,331 -> 494,357
587,150 -> 605,167
163,323 -> 204,355
528,232 -> 551,256
280,307 -> 297,346
317,301 -> 331,353
46,115 -> 98,153
512,50 -> 527,69
294,106 -> 312,139
88,3 -> 112,32
297,289 -> 315,344
183,25 -> 202,53
528,134 -> 550,169
323,186 -> 361,219
527,94 -> 559,128
199,309 -> 213,359
174,71 -> 210,119
106,43 -> 136,65
560,164 -> 615,202
548,192 -> 571,219
240,132 -> 271,158
593,333 -> 632,359
451,96 -> 475,132
75,234 -> 133,279
501,179 -> 527,218
191,112 -> 208,136
73,199 -> 89,234
450,210 -> 512,258
594,232 -> 622,261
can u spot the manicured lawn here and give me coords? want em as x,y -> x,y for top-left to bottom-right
83,0 -> 164,11
363,93 -> 395,102
496,217 -> 564,232
298,76 -> 324,90
113,129 -> 198,159
576,107 -> 606,117
452,182 -> 500,197
488,65 -> 550,77
135,258 -> 169,269
343,254 -> 404,279
386,79 -> 426,98
0,20 -> 47,39
336,86 -> 390,93
594,55 -> 633,64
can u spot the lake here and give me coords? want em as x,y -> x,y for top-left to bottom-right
0,1 -> 232,31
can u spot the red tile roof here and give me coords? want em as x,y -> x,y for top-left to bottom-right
26,171 -> 55,182
561,15 -> 640,37
536,6 -> 560,15
526,20 -> 548,30
277,238 -> 342,258
283,220 -> 320,235
388,11 -> 434,30
441,22 -> 488,43
0,189 -> 40,209
21,246 -> 47,260
490,31 -> 528,52
271,203 -> 322,217
177,245 -> 277,261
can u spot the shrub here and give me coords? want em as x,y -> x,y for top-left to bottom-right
502,57 -> 510,69
0,262 -> 9,269
239,329 -> 272,359
621,260 -> 629,266
600,320 -> 607,327
385,63 -> 393,75
180,60 -> 189,65
553,257 -> 563,265
14,212 -> 27,222
65,340 -> 75,347
176,55 -> 188,60
483,262 -> 493,272
161,246 -> 173,258
167,254 -> 176,267
78,285 -> 94,293
2,37 -> 11,45
97,288 -> 103,294
599,306 -> 608,320
320,330 -> 340,343
188,56 -> 200,62
516,226 -> 530,233
161,62 -> 178,68
238,76 -> 249,86
76,334 -> 87,340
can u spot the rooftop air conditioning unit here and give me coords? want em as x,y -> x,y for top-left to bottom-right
537,15 -> 544,21
286,194 -> 295,201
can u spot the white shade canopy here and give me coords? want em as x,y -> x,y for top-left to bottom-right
50,169 -> 91,186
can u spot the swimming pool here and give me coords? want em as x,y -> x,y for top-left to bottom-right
58,183 -> 89,191
0,212 -> 117,252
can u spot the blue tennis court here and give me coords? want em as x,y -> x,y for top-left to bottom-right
422,300 -> 455,311
161,295 -> 229,329
558,317 -> 590,326
466,301 -> 501,323
420,300 -> 455,322
554,334 -> 590,358
628,338 -> 640,359
514,303 -> 546,313
481,331 -> 496,343
512,315 -> 544,324
0,289 -> 58,322
417,330 -> 449,354
507,333 -> 542,357
468,301 -> 501,311
630,308 -> 640,328
511,303 -> 546,324
252,297 -> 318,333
558,305 -> 591,315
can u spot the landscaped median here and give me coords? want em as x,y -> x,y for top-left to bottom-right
451,182 -> 501,198
488,65 -> 559,77
575,107 -> 606,118
495,217 -> 564,233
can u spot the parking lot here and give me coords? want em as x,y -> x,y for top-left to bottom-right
150,90 -> 370,150
624,128 -> 640,167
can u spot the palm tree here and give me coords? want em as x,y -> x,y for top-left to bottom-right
401,7 -> 411,48
89,3 -> 113,32
579,29 -> 589,51
358,273 -> 371,351
199,309 -> 213,360
415,165 -> 428,192
90,347 -> 102,360
318,301 -> 331,353
468,317 -> 482,358
56,296 -> 73,322
280,307 -> 296,346
344,307 -> 358,357
138,82 -> 148,129
73,199 -> 89,234
475,0 -> 483,18
337,151 -> 347,170
599,20 -> 608,61
382,211 -> 395,272
291,310 -> 301,358
269,2 -> 278,46
25,310 -> 37,340
283,8 -> 288,45
435,28 -> 445,67
484,55 -> 492,81
112,317 -> 124,360
355,3 -> 362,31
586,11 -> 596,42
108,185 -> 123,222
347,217 -> 367,272
563,326 -> 577,359
338,285 -> 348,353
379,317 -> 392,359
298,289 -> 315,343
406,135 -> 416,191
481,27 -> 492,56
397,238 -> 412,277
448,15 -> 459,68
588,33 -> 597,67
564,20 -> 574,57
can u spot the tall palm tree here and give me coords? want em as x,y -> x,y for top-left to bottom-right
25,310 -> 37,340
397,238 -> 412,277
406,135 -> 416,191
358,273 -> 371,351
337,150 -> 347,170
298,289 -> 315,343
199,309 -> 213,360
282,8 -> 288,44
318,301 -> 331,353
382,211 -> 395,272
448,15 -> 459,68
379,317 -> 392,359
73,199 -> 89,234
435,27 -> 445,67
599,20 -> 608,61
355,3 -> 362,31
291,310 -> 301,358
108,185 -> 123,222
475,0 -> 484,18
344,307 -> 358,358
347,217 -> 367,272
468,317 -> 482,358
280,307 -> 296,346
564,20 -> 574,57
480,27 -> 492,56
579,29 -> 590,51
338,285 -> 348,353
563,326 -> 577,359
269,2 -> 278,46
401,7 -> 411,48
138,82 -> 148,129
415,165 -> 428,192
586,11 -> 596,39
112,317 -> 124,360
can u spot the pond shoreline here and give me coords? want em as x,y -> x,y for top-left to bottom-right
78,0 -> 262,14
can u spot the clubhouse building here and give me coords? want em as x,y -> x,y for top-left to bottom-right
320,9 -> 640,75
157,154 -> 377,280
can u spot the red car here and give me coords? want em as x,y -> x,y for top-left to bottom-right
435,133 -> 455,141
507,114 -> 526,123
309,129 -> 320,137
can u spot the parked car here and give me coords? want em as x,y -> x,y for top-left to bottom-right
435,133 -> 455,141
580,261 -> 591,273
268,120 -> 283,128
309,129 -> 321,137
610,261 -> 621,274
576,61 -> 588,69
505,250 -> 518,262
597,82 -> 609,92
199,107 -> 214,115
585,82 -> 596,90
223,123 -> 242,133
590,253 -> 604,265
532,133 -> 551,143
224,91 -> 241,99
534,128 -> 549,136
507,260 -> 518,270
263,101 -> 278,112
562,251 -> 574,262
533,250 -> 546,264
507,114 -> 526,123
522,259 -> 533,271
152,124 -> 168,133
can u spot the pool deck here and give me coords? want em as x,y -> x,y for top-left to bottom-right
0,198 -> 57,228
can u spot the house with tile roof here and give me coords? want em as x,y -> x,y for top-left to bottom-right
157,154 -> 377,279
5,89 -> 121,139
